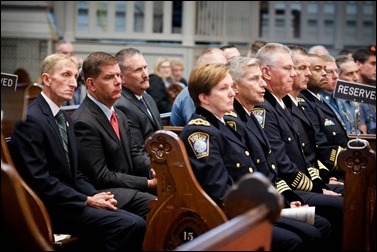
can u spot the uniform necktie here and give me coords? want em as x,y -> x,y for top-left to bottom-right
111,111 -> 120,139
55,110 -> 70,166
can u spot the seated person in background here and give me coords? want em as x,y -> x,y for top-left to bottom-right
169,47 -> 227,126
170,58 -> 188,86
319,54 -> 360,135
180,63 -> 330,251
246,39 -> 267,57
10,53 -> 146,251
220,44 -> 241,60
308,45 -> 329,56
71,52 -> 157,220
114,47 -> 163,178
13,67 -> 32,86
56,40 -> 86,106
147,56 -> 174,113
353,47 -> 376,134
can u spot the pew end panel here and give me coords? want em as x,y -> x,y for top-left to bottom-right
1,161 -> 54,251
338,138 -> 376,251
143,130 -> 228,251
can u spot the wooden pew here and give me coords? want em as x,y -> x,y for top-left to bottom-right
338,138 -> 376,251
1,160 -> 54,251
175,172 -> 283,251
143,130 -> 228,251
347,134 -> 376,152
163,125 -> 184,135
160,112 -> 171,126
143,130 -> 283,251
1,83 -> 79,251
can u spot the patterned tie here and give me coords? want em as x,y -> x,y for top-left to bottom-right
55,110 -> 70,166
110,111 -> 120,139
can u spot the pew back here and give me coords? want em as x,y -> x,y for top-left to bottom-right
175,172 -> 283,251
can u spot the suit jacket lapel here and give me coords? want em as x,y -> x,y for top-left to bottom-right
144,94 -> 162,129
38,95 -> 76,176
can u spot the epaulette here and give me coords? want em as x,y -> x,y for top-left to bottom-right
188,118 -> 210,126
224,111 -> 238,118
251,108 -> 266,129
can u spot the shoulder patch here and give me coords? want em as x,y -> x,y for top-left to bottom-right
187,132 -> 209,159
252,108 -> 266,128
188,118 -> 210,126
226,120 -> 237,131
224,111 -> 238,118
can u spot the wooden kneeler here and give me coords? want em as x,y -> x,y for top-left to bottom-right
143,130 -> 228,251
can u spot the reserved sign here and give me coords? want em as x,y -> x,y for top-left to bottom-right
1,72 -> 18,91
334,80 -> 376,105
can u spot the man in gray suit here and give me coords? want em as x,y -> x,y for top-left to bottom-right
71,52 -> 157,220
114,48 -> 163,178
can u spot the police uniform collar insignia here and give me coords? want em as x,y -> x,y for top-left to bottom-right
225,111 -> 238,118
226,121 -> 237,130
324,118 -> 335,126
188,118 -> 210,126
188,132 -> 209,159
252,108 -> 266,128
296,97 -> 305,103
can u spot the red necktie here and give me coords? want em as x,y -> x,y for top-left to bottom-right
110,111 -> 120,139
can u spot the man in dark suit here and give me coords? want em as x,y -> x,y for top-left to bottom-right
114,48 -> 163,178
10,53 -> 146,251
71,52 -> 157,220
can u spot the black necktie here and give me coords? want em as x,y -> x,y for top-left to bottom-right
55,110 -> 70,166
140,96 -> 153,119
